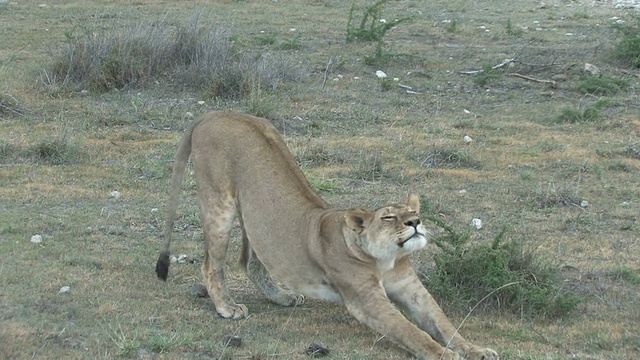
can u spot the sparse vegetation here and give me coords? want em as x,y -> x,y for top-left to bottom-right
556,98 -> 612,124
424,214 -> 580,318
42,12 -> 304,97
0,93 -> 24,118
347,0 -> 412,67
613,16 -> 640,68
577,76 -> 627,96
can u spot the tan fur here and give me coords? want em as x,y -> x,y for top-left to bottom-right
156,111 -> 499,360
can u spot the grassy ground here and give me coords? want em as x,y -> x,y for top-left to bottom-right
1,0 -> 639,359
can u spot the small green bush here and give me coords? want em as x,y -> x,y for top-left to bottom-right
613,16 -> 640,68
556,99 -> 612,124
346,0 -> 411,43
577,76 -> 627,96
29,138 -> 82,165
424,212 -> 580,318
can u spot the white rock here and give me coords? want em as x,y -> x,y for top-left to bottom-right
151,208 -> 158,213
109,191 -> 121,199
177,254 -> 188,263
170,256 -> 178,264
463,135 -> 473,143
197,100 -> 205,105
59,286 -> 71,294
584,63 -> 600,77
375,70 -> 387,78
580,200 -> 589,208
30,235 -> 43,244
471,218 -> 483,230
79,89 -> 90,96
379,19 -> 387,24
458,189 -> 467,194
184,112 -> 194,118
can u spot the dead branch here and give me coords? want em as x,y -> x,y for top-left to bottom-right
458,58 -> 516,75
509,73 -> 557,88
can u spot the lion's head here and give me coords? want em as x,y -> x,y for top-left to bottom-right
345,194 -> 428,263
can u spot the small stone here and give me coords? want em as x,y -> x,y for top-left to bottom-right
197,101 -> 205,105
109,191 -> 121,199
177,254 -> 188,263
184,112 -> 194,119
584,63 -> 600,77
59,286 -> 71,294
580,200 -> 589,208
463,135 -> 473,143
375,70 -> 387,78
223,336 -> 242,348
170,256 -> 178,264
30,235 -> 43,244
305,343 -> 330,357
151,208 -> 158,213
471,218 -> 482,230
79,89 -> 90,96
189,284 -> 209,298
458,189 -> 467,194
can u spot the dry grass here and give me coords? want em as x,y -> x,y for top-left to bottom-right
1,0 -> 639,359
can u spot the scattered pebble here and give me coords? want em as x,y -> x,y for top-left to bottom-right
197,100 -> 205,105
459,189 -> 467,194
223,336 -> 242,348
184,112 -> 194,119
59,286 -> 71,294
580,200 -> 589,208
151,208 -> 158,213
305,343 -> 330,357
189,284 -> 209,298
30,234 -> 43,244
109,191 -> 121,199
471,218 -> 483,230
375,70 -> 387,78
584,63 -> 600,77
463,135 -> 473,143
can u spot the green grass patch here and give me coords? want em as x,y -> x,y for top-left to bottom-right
555,98 -> 612,124
577,76 -> 627,96
613,16 -> 640,68
424,213 -> 581,318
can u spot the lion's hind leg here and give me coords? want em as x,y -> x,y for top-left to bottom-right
243,239 -> 305,307
200,194 -> 248,319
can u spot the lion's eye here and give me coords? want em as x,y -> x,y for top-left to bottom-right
381,215 -> 396,221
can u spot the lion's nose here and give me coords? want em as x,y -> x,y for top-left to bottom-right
404,218 -> 421,227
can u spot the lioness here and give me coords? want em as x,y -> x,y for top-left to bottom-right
155,112 -> 498,360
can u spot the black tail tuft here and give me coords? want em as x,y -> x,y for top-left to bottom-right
155,250 -> 170,281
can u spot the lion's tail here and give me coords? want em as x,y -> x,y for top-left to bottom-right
155,117 -> 204,281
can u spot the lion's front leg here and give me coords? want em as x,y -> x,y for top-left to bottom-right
337,278 -> 460,360
384,258 -> 499,360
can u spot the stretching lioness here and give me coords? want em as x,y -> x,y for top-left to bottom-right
155,112 -> 498,360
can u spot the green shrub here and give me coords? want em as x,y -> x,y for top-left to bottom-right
613,16 -> 640,68
556,99 -> 612,124
577,76 -> 627,96
424,211 -> 580,318
346,0 -> 411,43
29,138 -> 82,165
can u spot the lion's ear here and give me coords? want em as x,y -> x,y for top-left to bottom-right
406,193 -> 420,214
345,209 -> 372,234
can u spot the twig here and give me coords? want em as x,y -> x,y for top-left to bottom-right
509,73 -> 557,87
321,58 -> 332,90
458,58 -> 516,75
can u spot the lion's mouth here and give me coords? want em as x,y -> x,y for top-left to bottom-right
398,230 -> 423,248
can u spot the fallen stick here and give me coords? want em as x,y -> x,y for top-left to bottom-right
509,73 -> 557,88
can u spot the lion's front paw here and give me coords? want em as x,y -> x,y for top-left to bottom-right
216,303 -> 248,319
467,346 -> 499,360
293,294 -> 305,306
439,348 -> 462,360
